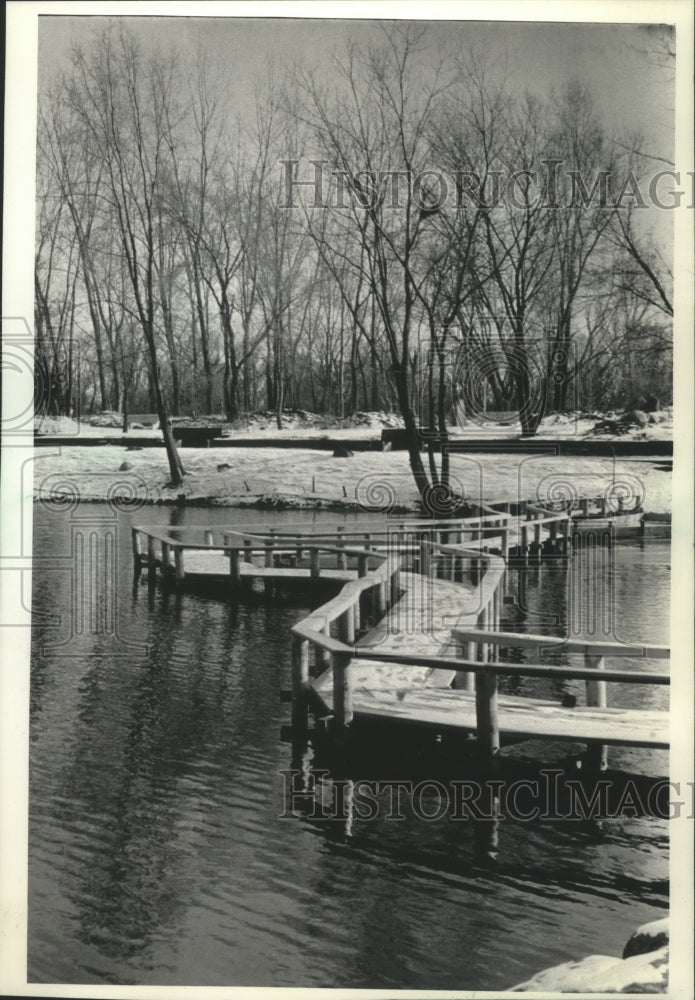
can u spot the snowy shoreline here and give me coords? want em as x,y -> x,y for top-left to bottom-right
33,442 -> 672,515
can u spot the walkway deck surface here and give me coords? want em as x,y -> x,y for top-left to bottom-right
310,572 -> 669,749
169,550 -> 357,583
137,525 -> 669,751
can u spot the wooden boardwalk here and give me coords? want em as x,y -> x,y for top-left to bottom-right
132,505 -> 669,763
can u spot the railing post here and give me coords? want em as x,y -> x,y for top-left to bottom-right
358,554 -> 368,578
333,652 -> 353,732
204,529 -> 214,546
470,528 -> 479,582
585,654 -> 608,771
548,520 -> 558,553
490,593 -> 500,662
295,532 -> 304,564
390,564 -> 400,607
560,518 -> 569,555
317,625 -> 332,673
479,604 -> 489,663
374,577 -> 385,618
336,526 -> 347,570
533,521 -> 542,562
161,541 -> 170,575
339,606 -> 356,645
310,548 -> 320,578
460,640 -> 476,692
291,634 -> 310,735
500,520 -> 509,562
243,536 -> 253,563
419,540 -> 431,577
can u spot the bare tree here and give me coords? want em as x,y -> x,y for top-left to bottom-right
67,26 -> 185,484
296,25 -> 471,507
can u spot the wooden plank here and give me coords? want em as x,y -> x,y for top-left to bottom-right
312,681 -> 668,748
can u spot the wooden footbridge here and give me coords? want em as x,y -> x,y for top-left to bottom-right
132,501 -> 669,768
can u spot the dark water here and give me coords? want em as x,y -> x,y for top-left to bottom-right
29,503 -> 670,988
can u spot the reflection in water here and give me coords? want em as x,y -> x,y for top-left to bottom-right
29,504 -> 669,988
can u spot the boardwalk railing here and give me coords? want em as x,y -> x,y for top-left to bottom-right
133,506 -> 667,763
291,535 -> 506,733
450,628 -> 669,765
131,512 -> 517,587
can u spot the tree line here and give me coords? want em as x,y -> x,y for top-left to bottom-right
35,24 -> 673,493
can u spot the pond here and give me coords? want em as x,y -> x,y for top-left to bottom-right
29,502 -> 670,989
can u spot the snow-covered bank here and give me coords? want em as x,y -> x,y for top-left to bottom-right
33,443 -> 672,514
511,916 -> 669,992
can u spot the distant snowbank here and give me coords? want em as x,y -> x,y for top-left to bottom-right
34,407 -> 673,442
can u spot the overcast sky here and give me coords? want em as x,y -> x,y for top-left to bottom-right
38,15 -> 675,162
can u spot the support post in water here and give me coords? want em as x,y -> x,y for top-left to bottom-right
291,634 -> 310,735
264,531 -> 276,596
174,545 -> 185,585
161,541 -> 170,576
147,534 -> 157,579
265,530 -> 276,567
585,654 -> 608,770
230,547 -> 241,586
131,528 -> 142,577
475,662 -> 500,759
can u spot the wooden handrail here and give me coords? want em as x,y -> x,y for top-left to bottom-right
452,627 -> 669,659
133,513 -> 512,545
349,649 -> 669,684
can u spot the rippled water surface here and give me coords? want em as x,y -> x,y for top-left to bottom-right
29,504 -> 670,988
